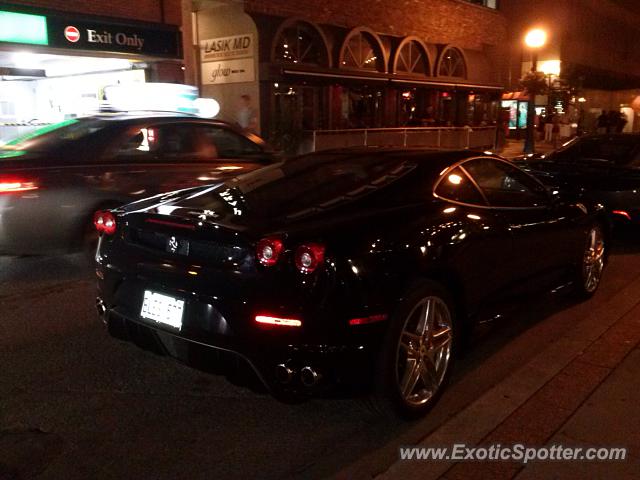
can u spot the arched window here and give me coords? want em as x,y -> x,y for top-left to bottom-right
340,29 -> 385,72
438,47 -> 467,78
395,38 -> 431,76
273,20 -> 329,67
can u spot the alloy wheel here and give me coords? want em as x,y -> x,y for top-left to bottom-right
583,226 -> 605,293
395,296 -> 453,406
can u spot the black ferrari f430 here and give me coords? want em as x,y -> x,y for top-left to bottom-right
95,149 -> 609,417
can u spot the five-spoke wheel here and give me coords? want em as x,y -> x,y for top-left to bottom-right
396,296 -> 453,407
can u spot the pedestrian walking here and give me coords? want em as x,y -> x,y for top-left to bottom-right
552,114 -> 560,148
544,114 -> 554,142
236,94 -> 258,135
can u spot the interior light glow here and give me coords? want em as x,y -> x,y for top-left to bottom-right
443,207 -> 457,213
448,174 -> 463,185
12,51 -> 39,69
538,59 -> 561,76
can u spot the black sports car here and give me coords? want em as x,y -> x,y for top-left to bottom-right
515,133 -> 640,227
95,149 -> 608,417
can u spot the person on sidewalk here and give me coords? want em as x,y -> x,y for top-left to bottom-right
236,94 -> 258,135
552,114 -> 560,148
544,114 -> 554,142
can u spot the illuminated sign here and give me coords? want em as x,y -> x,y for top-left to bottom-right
101,84 -> 220,118
202,58 -> 255,85
200,34 -> 253,62
47,17 -> 180,57
0,10 -> 48,45
0,9 -> 180,57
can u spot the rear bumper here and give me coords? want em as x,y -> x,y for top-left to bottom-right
98,302 -> 381,394
95,222 -> 391,394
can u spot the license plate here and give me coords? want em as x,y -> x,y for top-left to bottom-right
140,290 -> 184,330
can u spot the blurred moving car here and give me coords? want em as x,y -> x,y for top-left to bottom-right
515,134 -> 640,227
95,149 -> 608,417
0,113 -> 275,255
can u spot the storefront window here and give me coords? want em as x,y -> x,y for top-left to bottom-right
274,23 -> 326,66
438,47 -> 466,78
396,41 -> 430,76
342,32 -> 383,71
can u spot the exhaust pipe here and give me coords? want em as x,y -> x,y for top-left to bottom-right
300,366 -> 321,387
275,363 -> 295,384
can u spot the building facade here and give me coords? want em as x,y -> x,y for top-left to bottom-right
187,0 -> 508,151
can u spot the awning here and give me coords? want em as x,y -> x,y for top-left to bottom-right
281,68 -> 503,91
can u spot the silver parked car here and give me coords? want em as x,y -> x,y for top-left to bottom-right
0,112 -> 275,255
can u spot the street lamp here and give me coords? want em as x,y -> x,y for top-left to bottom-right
523,28 -> 547,154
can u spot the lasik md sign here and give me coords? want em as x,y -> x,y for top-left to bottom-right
47,17 -> 180,58
200,34 -> 253,62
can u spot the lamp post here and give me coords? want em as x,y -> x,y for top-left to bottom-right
523,28 -> 547,154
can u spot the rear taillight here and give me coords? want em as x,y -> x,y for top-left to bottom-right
612,210 -> 631,221
255,315 -> 302,327
93,210 -> 117,235
295,243 -> 325,274
0,178 -> 38,194
256,237 -> 283,266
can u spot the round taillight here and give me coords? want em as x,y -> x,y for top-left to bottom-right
93,210 -> 117,235
295,243 -> 325,274
256,237 -> 283,266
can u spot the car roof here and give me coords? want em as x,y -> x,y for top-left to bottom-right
78,111 -> 234,126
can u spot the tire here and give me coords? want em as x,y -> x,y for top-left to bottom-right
574,224 -> 606,298
370,280 -> 457,419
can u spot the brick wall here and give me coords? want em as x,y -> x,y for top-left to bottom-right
6,0 -> 182,26
244,0 -> 506,51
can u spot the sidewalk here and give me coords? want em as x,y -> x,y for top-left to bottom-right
378,272 -> 640,480
498,139 -> 557,159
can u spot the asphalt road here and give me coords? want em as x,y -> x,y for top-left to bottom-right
1,233 -> 639,480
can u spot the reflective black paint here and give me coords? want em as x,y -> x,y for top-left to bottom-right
96,148 -> 605,396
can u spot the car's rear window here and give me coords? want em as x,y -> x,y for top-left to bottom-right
174,152 -> 450,220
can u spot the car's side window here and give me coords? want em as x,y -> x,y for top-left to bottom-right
434,166 -> 487,206
159,124 -> 216,161
463,158 -> 548,208
112,126 -> 162,160
197,125 -> 262,157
